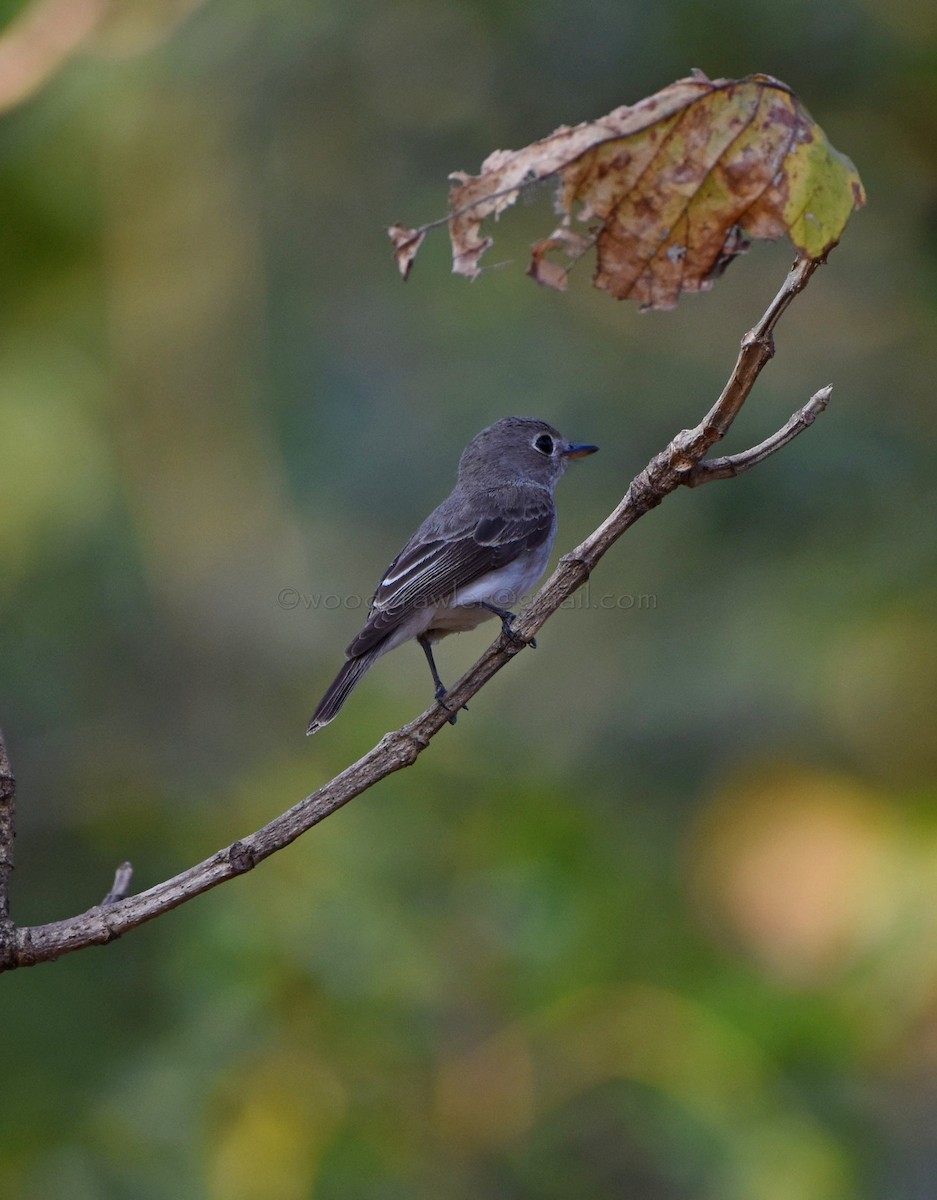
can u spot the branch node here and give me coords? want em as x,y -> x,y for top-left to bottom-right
401,727 -> 433,759
96,903 -> 123,944
404,729 -> 430,753
557,552 -> 593,583
227,840 -> 257,874
378,729 -> 426,763
668,430 -> 701,472
742,329 -> 775,359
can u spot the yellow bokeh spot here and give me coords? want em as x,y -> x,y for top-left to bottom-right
207,1046 -> 346,1200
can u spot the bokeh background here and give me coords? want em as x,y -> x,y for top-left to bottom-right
2,0 -> 936,1196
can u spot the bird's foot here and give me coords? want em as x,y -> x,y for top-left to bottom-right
434,683 -> 468,725
480,602 -> 536,649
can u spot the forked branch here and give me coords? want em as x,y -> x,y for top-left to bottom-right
0,256 -> 831,973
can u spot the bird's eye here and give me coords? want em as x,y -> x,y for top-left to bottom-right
534,434 -> 554,455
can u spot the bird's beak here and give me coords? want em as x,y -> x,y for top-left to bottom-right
563,442 -> 599,459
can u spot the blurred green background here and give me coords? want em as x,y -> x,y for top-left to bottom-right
2,0 -> 936,1196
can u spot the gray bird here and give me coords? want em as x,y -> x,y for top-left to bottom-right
307,416 -> 598,734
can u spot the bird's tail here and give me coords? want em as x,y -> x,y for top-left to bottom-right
306,647 -> 382,735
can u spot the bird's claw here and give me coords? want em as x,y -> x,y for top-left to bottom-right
500,613 -> 535,650
477,602 -> 535,650
435,684 -> 468,724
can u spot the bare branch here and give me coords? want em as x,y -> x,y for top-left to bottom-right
0,255 -> 833,973
665,255 -> 820,469
0,728 -> 14,924
684,385 -> 832,487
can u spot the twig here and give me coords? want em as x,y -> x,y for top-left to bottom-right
0,255 -> 832,972
401,178 -> 549,244
101,862 -> 134,906
0,728 -> 14,925
684,385 -> 832,487
667,255 -> 820,466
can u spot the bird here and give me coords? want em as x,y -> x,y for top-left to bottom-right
307,416 -> 598,734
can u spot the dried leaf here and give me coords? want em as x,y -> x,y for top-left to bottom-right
396,73 -> 866,310
527,225 -> 594,290
388,224 -> 426,281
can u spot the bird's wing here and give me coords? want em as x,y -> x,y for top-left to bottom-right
346,486 -> 555,657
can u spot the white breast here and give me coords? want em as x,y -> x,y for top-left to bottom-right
376,527 -> 557,649
424,534 -> 555,636
449,537 -> 554,609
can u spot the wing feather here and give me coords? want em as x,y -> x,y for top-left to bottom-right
347,486 -> 554,656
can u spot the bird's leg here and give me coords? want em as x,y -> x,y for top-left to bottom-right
477,602 -> 537,649
418,635 -> 449,703
418,634 -> 465,724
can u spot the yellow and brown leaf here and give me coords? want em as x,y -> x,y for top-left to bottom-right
390,73 -> 866,310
